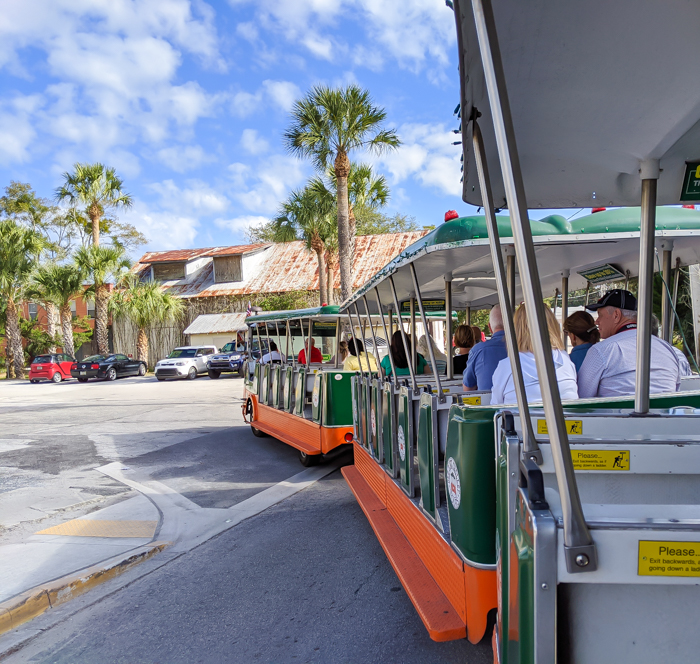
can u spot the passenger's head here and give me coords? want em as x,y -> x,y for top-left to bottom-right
562,311 -> 600,346
651,314 -> 660,337
586,289 -> 637,339
348,338 -> 364,356
470,325 -> 483,344
337,340 -> 349,360
269,341 -> 278,352
390,330 -> 409,368
304,337 -> 316,350
453,324 -> 475,349
514,304 -> 565,352
489,304 -> 504,333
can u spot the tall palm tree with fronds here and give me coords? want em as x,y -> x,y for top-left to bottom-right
25,276 -> 60,354
309,162 -> 390,268
284,85 -> 400,301
0,219 -> 45,378
75,245 -> 130,354
55,163 -> 133,246
109,273 -> 184,367
270,187 -> 335,306
31,263 -> 86,357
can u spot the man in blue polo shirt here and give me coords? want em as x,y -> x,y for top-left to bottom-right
463,305 -> 508,391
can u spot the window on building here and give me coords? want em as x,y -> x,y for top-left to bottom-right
28,303 -> 38,321
70,300 -> 77,319
86,299 -> 95,319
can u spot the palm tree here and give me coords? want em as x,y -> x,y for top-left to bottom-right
284,85 -> 400,301
0,220 -> 45,378
25,275 -> 60,354
109,273 -> 184,367
270,187 -> 335,306
309,162 -> 390,268
55,163 -> 132,246
31,263 -> 85,357
75,245 -> 130,354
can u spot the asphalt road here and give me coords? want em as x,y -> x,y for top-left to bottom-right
0,375 -> 491,663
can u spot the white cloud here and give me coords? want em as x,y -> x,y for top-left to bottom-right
231,80 -> 302,118
261,80 -> 302,112
121,201 -> 200,252
215,214 -> 269,234
150,179 -> 230,215
156,145 -> 216,172
240,129 -> 269,156
0,95 -> 42,164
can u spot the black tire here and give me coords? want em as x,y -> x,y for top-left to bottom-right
299,451 -> 321,467
51,372 -> 62,383
208,370 -> 221,379
187,366 -> 197,380
138,364 -> 146,376
78,377 -> 88,383
106,367 -> 117,381
30,379 -> 38,384
251,426 -> 268,438
156,376 -> 165,381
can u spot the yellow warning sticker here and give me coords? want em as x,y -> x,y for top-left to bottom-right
570,449 -> 630,470
537,419 -> 583,435
638,540 -> 700,577
462,396 -> 482,405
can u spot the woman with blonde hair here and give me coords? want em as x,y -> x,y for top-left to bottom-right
490,304 -> 578,405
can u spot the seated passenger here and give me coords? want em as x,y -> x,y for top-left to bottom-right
343,338 -> 378,372
578,289 -> 681,398
260,340 -> 285,365
380,331 -> 431,376
452,324 -> 475,375
651,314 -> 692,377
328,340 -> 348,365
491,304 -> 578,405
417,333 -> 447,374
463,304 -> 508,391
297,338 -> 323,364
562,310 -> 600,372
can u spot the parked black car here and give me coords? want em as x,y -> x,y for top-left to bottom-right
71,354 -> 147,382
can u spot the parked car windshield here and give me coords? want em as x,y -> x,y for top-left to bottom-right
83,355 -> 107,362
32,355 -> 53,364
168,349 -> 196,358
221,342 -> 245,353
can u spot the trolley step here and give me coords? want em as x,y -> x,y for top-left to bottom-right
342,464 -> 467,642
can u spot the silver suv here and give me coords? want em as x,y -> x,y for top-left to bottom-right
155,346 -> 217,381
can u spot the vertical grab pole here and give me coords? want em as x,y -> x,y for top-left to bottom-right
285,320 -> 291,362
305,318 -> 312,371
410,263 -> 444,399
506,248 -> 516,310
351,303 -> 368,375
363,295 -> 383,378
334,318 -> 341,368
375,288 -> 397,378
470,0 -> 595,573
671,257 -> 681,339
466,305 -> 471,324
471,120 -> 539,460
561,270 -> 570,349
445,277 -> 454,380
661,242 -> 673,342
410,297 -> 417,372
389,275 -> 418,392
636,166 -> 659,413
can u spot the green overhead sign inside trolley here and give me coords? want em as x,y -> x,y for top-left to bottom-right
577,264 -> 625,284
681,162 -> 700,202
399,299 -> 447,313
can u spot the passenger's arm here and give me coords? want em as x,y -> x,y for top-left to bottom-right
462,350 -> 478,390
576,347 -> 604,399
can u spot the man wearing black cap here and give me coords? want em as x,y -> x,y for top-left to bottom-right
577,289 -> 681,398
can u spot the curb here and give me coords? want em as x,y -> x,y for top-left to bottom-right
0,541 -> 169,636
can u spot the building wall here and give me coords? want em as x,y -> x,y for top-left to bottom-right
189,333 -> 241,350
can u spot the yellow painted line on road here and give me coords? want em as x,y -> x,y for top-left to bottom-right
36,519 -> 157,538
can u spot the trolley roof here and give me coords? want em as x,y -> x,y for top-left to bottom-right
246,305 -> 456,326
340,207 -> 700,313
455,0 -> 700,209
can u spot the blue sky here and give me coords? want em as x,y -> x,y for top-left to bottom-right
0,0 -> 485,258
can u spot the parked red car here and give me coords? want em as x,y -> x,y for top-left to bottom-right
29,353 -> 75,383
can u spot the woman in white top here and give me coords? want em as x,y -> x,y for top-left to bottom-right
491,304 -> 578,405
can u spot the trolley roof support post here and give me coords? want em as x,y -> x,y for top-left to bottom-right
505,248 -> 516,311
671,257 -> 681,339
410,263 -> 444,401
363,294 -> 384,378
661,241 -> 674,343
352,302 -> 369,375
334,318 -> 341,369
305,318 -> 312,370
374,287 -> 397,379
285,320 -> 291,362
389,275 -> 418,392
274,321 -> 282,361
470,0 -> 596,573
466,304 -> 471,324
471,118 -> 540,462
410,297 -> 417,373
445,276 -> 454,380
636,166 -> 659,413
561,270 -> 570,349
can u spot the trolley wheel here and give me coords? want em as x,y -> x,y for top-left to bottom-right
251,425 -> 268,438
208,370 -> 221,379
298,451 -> 321,467
51,372 -> 62,383
187,366 -> 197,380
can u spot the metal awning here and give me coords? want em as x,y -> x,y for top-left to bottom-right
183,313 -> 248,335
456,0 -> 700,209
340,207 -> 700,313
